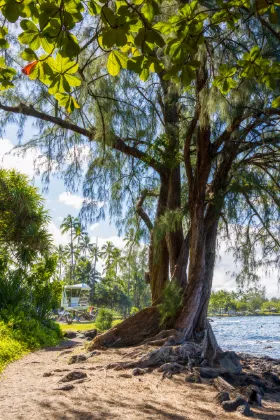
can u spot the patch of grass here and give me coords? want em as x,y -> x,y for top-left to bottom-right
59,322 -> 97,332
59,318 -> 123,333
112,319 -> 122,327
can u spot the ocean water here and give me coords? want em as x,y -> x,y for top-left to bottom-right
211,316 -> 280,359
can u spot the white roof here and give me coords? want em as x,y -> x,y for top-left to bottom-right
64,283 -> 91,290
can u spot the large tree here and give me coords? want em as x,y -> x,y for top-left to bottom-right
0,0 -> 280,362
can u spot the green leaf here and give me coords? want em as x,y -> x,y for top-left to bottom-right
107,50 -> 127,76
89,0 -> 101,15
0,80 -> 14,90
142,3 -> 154,22
55,93 -> 80,113
272,96 -> 280,108
102,6 -> 116,27
101,28 -> 117,48
139,67 -> 149,81
60,33 -> 80,57
41,36 -> 55,54
107,51 -> 121,76
269,6 -> 279,24
115,28 -> 127,46
20,19 -> 38,32
21,48 -> 38,61
0,38 -> 9,49
2,2 -> 21,23
146,29 -> 165,47
153,21 -> 173,34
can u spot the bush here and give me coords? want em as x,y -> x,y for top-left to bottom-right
95,308 -> 113,331
0,322 -> 27,372
0,317 -> 62,372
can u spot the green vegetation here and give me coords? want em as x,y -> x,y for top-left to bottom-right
0,169 -> 62,372
57,216 -> 151,315
209,288 -> 280,316
95,308 -> 114,331
0,320 -> 62,373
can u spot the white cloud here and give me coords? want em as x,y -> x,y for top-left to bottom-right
0,138 -> 38,177
89,223 -> 99,231
48,221 -> 69,246
59,192 -> 105,210
59,192 -> 84,209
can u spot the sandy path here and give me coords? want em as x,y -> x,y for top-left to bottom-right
0,339 -> 280,420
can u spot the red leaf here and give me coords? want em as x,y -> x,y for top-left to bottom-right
22,61 -> 38,75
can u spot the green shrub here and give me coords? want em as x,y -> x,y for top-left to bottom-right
130,306 -> 139,315
158,280 -> 183,326
0,322 -> 28,372
0,317 -> 62,373
95,308 -> 113,331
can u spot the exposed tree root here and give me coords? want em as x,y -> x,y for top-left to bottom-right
88,306 -> 161,350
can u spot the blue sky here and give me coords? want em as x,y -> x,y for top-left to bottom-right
1,123 -> 279,297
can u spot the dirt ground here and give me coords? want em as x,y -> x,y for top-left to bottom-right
0,338 -> 280,420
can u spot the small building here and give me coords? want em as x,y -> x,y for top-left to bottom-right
61,283 -> 90,311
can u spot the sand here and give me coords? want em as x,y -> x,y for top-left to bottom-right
0,338 -> 280,420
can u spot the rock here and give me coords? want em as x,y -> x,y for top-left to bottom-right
237,403 -> 252,417
76,333 -> 86,339
68,351 -> 101,365
239,384 -> 262,406
132,368 -> 146,376
222,396 -> 248,412
118,373 -> 132,379
68,354 -> 87,364
63,331 -> 77,339
58,370 -> 88,383
200,367 -> 225,379
215,392 -> 230,405
43,372 -> 53,377
54,384 -> 75,391
263,371 -> 280,385
84,329 -> 97,339
185,374 -> 202,384
217,351 -> 242,374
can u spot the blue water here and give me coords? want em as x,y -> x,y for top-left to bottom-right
211,316 -> 280,359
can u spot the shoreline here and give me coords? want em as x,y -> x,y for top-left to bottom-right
209,313 -> 280,318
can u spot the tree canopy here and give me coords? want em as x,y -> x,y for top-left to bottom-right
0,168 -> 52,263
1,1 -> 280,110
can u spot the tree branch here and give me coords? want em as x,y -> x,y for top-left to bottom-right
136,189 -> 157,231
0,101 -> 165,174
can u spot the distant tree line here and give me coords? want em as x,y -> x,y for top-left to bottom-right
209,287 -> 280,316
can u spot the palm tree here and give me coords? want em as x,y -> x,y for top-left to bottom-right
88,239 -> 100,302
79,234 -> 93,258
60,215 -> 80,283
55,244 -> 67,280
100,241 -> 122,279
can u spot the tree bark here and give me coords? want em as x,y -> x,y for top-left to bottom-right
149,177 -> 169,304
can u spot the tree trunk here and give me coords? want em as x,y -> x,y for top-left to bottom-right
148,178 -> 170,304
166,165 -> 185,284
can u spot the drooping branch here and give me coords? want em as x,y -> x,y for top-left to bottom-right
243,192 -> 280,248
0,102 -> 165,174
